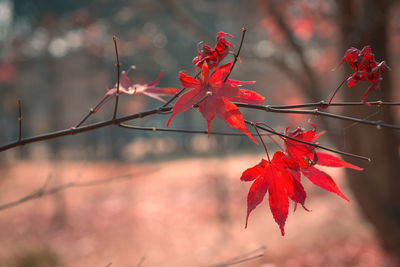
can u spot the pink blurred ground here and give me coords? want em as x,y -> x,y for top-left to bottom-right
0,155 -> 393,267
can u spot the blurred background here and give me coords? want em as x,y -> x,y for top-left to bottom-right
0,0 -> 399,266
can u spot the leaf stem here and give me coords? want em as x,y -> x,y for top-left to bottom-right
326,77 -> 348,107
251,122 -> 270,162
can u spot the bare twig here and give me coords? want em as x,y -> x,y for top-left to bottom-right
224,28 -> 246,83
327,78 -> 348,106
76,95 -> 111,128
2,101 -> 400,153
161,87 -> 187,108
266,106 -> 400,130
112,36 -> 121,120
118,123 -> 273,137
204,245 -> 265,267
263,100 -> 400,109
18,100 -> 22,141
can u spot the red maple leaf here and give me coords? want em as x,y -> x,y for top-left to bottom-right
95,71 -> 179,113
340,46 -> 390,103
284,123 -> 325,168
167,61 -> 264,143
241,151 -> 306,235
284,123 -> 362,201
192,32 -> 234,69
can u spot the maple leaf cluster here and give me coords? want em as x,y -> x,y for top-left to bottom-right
341,45 -> 391,104
192,32 -> 234,69
241,123 -> 362,236
167,32 -> 265,142
96,32 -> 389,237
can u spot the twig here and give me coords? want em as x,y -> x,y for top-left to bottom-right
2,101 -> 400,153
224,28 -> 246,83
18,100 -> 22,141
76,66 -> 138,128
118,123 -> 273,137
0,171 -> 151,211
245,120 -> 370,161
161,87 -> 187,108
205,254 -> 263,267
263,100 -> 400,109
76,95 -> 111,128
204,245 -> 265,267
112,36 -> 121,120
0,107 -> 170,152
105,263 -> 112,267
234,103 -> 400,130
266,106 -> 400,130
326,78 -> 348,106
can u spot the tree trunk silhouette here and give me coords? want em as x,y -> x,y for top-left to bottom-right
337,0 -> 400,263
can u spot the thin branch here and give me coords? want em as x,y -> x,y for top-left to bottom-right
224,28 -> 246,83
204,245 -> 265,267
245,120 -> 370,161
0,107 -> 170,152
162,87 -> 187,108
76,95 -> 111,128
112,36 -> 121,120
264,100 -> 400,109
18,100 -> 22,141
327,77 -> 348,106
76,66 -> 137,128
2,101 -> 400,153
0,171 -> 151,211
234,103 -> 400,130
266,106 -> 400,130
118,123 -> 274,137
206,254 -> 263,267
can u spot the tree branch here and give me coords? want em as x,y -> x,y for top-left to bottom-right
1,101 -> 399,153
118,123 -> 274,137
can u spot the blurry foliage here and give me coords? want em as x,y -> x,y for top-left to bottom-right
14,0 -> 92,19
